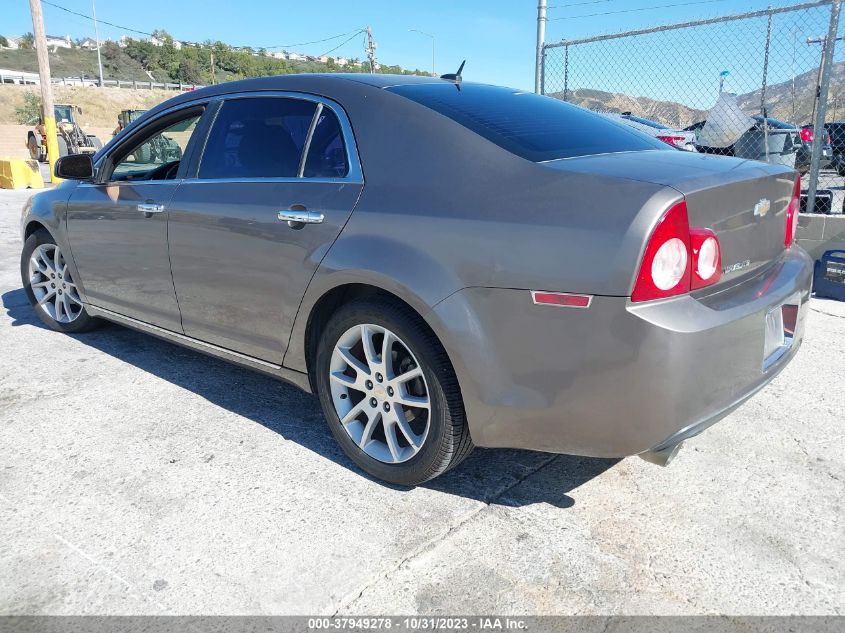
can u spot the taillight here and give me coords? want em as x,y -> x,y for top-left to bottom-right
784,175 -> 801,248
631,200 -> 723,302
656,135 -> 687,148
690,228 -> 721,289
800,127 -> 813,143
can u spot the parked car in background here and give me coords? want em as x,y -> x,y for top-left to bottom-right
686,116 -> 831,173
604,112 -> 697,151
823,121 -> 845,176
20,75 -> 812,485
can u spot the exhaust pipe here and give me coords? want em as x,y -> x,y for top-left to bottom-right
639,441 -> 683,467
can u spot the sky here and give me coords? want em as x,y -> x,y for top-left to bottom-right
2,0 -> 840,94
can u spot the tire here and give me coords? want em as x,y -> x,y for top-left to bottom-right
87,135 -> 103,150
21,229 -> 101,333
56,136 -> 69,158
315,298 -> 473,486
27,135 -> 43,162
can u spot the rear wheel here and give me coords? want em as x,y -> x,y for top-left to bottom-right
21,230 -> 101,333
27,135 -> 43,162
315,298 -> 473,485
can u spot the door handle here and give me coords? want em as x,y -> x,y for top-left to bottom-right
137,203 -> 165,215
277,209 -> 324,226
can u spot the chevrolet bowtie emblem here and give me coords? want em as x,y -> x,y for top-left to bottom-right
754,198 -> 771,218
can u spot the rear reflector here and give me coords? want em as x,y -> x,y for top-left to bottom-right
532,291 -> 592,309
785,175 -> 801,248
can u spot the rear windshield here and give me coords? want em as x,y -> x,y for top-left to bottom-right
386,83 -> 668,162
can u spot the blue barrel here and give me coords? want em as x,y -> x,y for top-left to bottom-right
814,250 -> 845,301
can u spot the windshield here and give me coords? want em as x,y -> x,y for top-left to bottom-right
54,105 -> 73,123
386,83 -> 668,162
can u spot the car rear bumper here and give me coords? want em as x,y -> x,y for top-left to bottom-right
432,246 -> 813,457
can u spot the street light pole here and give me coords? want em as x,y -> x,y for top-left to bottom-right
409,29 -> 435,76
92,0 -> 104,87
535,0 -> 547,94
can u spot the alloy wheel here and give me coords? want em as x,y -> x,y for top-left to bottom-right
329,323 -> 431,464
28,244 -> 83,324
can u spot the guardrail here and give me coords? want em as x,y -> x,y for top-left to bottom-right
0,74 -> 202,91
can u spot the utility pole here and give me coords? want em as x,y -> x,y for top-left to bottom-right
29,0 -> 61,183
92,0 -> 104,87
535,0 -> 547,94
210,51 -> 216,85
365,26 -> 377,73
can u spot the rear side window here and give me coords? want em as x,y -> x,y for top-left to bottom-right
304,108 -> 348,178
199,97 -> 317,179
386,83 -> 668,162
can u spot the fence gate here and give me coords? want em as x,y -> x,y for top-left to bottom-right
541,0 -> 844,215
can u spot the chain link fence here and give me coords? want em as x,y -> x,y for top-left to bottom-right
542,0 -> 844,215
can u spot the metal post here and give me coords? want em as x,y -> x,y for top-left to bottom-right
28,0 -> 61,183
563,45 -> 569,101
761,8 -> 773,161
92,0 -> 104,87
535,0 -> 547,94
807,0 -> 842,215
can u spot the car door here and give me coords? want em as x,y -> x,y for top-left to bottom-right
167,93 -> 364,364
65,104 -> 207,331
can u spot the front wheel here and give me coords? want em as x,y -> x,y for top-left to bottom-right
21,229 -> 101,333
315,298 -> 473,485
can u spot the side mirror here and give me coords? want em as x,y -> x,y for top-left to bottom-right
55,154 -> 94,180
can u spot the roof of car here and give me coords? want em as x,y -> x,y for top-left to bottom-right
140,73 -> 456,119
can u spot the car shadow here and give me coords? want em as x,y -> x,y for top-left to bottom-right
3,288 -> 618,509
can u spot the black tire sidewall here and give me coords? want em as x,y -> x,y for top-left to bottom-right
21,230 -> 98,333
315,300 -> 458,486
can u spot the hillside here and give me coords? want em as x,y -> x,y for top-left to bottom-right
0,84 -> 179,127
737,61 -> 845,124
0,36 -> 420,86
0,47 -> 155,82
549,88 -> 707,128
551,64 -> 845,128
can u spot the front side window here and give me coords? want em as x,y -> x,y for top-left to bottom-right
199,97 -> 317,179
110,113 -> 199,182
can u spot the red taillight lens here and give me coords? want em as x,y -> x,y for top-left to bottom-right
800,127 -> 813,143
784,175 -> 801,248
657,135 -> 687,148
690,228 -> 721,289
632,201 -> 691,302
632,200 -> 723,302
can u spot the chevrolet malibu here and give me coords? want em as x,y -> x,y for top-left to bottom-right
20,74 -> 812,485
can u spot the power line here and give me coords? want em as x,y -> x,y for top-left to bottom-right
41,0 -> 364,53
319,30 -> 366,58
41,0 -> 154,36
547,0 -> 731,21
547,0 -> 619,9
263,29 -> 366,51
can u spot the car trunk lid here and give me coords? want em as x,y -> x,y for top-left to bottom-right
545,150 -> 796,286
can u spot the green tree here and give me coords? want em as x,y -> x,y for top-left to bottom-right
19,33 -> 35,50
0,35 -> 9,48
15,92 -> 41,124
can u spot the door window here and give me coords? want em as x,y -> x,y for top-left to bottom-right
303,108 -> 349,178
199,97 -> 317,179
109,113 -> 201,182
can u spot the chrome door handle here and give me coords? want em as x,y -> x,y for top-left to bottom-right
136,203 -> 165,214
277,210 -> 324,225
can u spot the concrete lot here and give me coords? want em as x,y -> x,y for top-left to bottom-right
0,187 -> 843,615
